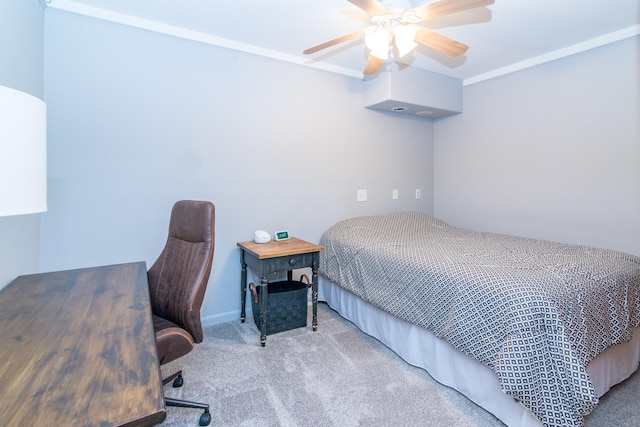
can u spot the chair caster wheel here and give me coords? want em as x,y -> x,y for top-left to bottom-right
199,410 -> 211,426
172,376 -> 183,388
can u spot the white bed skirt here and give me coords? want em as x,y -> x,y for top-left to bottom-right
318,276 -> 640,427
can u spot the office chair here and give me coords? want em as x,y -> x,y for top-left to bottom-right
148,200 -> 215,426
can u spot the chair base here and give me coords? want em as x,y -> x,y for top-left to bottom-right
163,370 -> 211,426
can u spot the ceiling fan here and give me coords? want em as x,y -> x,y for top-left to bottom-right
303,0 -> 495,75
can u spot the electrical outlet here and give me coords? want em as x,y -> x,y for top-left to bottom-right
392,189 -> 398,200
357,189 -> 367,202
415,189 -> 421,199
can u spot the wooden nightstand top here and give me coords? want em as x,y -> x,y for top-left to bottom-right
237,237 -> 323,259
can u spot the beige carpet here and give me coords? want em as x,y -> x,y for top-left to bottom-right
159,303 -> 640,426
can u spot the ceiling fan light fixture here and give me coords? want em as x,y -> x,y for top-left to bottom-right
393,24 -> 417,57
365,27 -> 391,60
302,0 -> 493,75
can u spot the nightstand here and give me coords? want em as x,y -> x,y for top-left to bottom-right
238,237 -> 324,346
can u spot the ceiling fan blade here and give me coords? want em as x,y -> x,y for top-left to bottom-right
415,27 -> 468,56
412,0 -> 495,21
347,0 -> 389,16
363,54 -> 384,74
303,29 -> 366,55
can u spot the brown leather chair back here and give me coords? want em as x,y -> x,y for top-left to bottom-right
147,200 -> 215,344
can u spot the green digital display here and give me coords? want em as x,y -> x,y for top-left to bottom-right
274,230 -> 290,241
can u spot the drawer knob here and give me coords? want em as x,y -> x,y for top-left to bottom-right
289,258 -> 296,266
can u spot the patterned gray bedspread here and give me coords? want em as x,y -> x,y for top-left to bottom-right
319,212 -> 640,427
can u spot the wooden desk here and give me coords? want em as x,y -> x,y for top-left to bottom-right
238,237 -> 323,346
0,262 -> 166,427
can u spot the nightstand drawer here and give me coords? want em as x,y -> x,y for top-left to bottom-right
265,253 -> 314,272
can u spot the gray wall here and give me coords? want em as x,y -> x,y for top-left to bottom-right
434,36 -> 640,256
41,10 -> 434,324
0,0 -> 45,289
10,6 -> 637,324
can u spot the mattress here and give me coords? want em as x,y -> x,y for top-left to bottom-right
319,276 -> 640,427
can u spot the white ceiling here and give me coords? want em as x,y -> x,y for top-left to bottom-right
45,0 -> 640,84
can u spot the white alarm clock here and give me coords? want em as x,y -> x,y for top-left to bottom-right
274,230 -> 290,241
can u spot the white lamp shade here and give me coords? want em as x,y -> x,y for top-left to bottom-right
393,25 -> 418,58
365,28 -> 390,60
0,85 -> 47,216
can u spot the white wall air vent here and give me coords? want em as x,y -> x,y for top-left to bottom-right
363,64 -> 463,119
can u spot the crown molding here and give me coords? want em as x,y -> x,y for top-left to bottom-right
464,25 -> 640,86
44,0 -> 362,79
45,1 -> 639,86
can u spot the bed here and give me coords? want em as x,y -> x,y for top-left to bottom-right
317,211 -> 640,427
